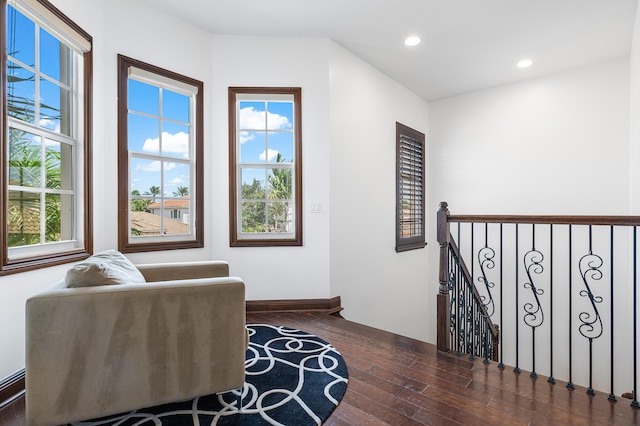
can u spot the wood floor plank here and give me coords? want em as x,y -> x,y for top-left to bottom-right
4,312 -> 639,425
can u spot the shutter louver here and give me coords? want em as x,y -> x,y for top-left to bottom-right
396,123 -> 426,252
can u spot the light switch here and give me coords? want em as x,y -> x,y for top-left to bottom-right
310,201 -> 321,213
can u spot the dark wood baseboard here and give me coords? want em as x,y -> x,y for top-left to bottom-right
246,296 -> 343,315
0,369 -> 25,408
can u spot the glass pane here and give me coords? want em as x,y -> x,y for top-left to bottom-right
128,113 -> 159,154
241,168 -> 266,199
163,195 -> 190,235
161,121 -> 190,158
162,89 -> 189,122
129,198 -> 159,237
267,168 -> 292,200
241,201 -> 266,233
240,131 -> 266,163
44,193 -> 62,243
164,162 -> 189,197
7,62 -> 35,124
41,78 -> 71,135
8,190 -> 40,247
266,101 -> 293,130
130,157 -> 162,200
9,129 -> 41,187
7,6 -> 35,67
267,132 -> 294,163
57,193 -> 73,241
268,201 -> 292,233
128,79 -> 159,115
40,28 -> 71,84
45,140 -> 72,190
129,194 -> 151,212
239,101 -> 266,130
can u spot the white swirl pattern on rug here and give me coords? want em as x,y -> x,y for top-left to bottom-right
70,324 -> 349,426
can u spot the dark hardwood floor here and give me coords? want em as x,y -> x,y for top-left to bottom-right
2,311 -> 639,425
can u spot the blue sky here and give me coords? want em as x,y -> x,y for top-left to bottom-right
7,4 -> 295,201
7,5 -> 71,135
128,79 -> 192,197
238,100 -> 294,192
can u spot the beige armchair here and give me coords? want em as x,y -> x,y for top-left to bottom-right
25,260 -> 246,426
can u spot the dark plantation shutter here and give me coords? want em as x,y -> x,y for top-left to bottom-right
396,123 -> 426,252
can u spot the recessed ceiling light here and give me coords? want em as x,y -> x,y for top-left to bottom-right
517,59 -> 534,68
404,36 -> 421,47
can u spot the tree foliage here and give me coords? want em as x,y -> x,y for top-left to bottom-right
173,186 -> 189,197
241,153 -> 293,233
7,135 -> 63,246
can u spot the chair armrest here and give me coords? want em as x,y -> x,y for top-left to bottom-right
135,260 -> 229,282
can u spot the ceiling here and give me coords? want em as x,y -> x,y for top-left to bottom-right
148,0 -> 638,101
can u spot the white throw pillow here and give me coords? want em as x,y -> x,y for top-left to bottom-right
65,249 -> 146,288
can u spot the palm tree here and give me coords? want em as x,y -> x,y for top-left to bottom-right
173,186 -> 189,197
267,153 -> 292,232
144,185 -> 161,201
7,136 -> 62,246
241,178 -> 266,232
130,189 -> 150,212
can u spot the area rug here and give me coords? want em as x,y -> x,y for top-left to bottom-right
70,324 -> 349,425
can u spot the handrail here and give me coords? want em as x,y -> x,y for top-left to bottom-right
448,236 -> 499,341
437,202 -> 498,361
437,201 -> 640,405
448,214 -> 640,226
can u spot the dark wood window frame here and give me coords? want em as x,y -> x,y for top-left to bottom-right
228,87 -> 302,247
396,122 -> 426,252
117,55 -> 204,253
0,0 -> 93,275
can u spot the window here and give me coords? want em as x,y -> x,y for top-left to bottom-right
229,87 -> 302,247
396,122 -> 426,252
117,55 -> 203,252
1,0 -> 93,274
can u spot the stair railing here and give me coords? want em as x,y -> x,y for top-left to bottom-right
437,201 -> 640,407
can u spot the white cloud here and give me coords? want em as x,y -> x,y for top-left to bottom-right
136,161 -> 177,172
39,118 -> 61,134
259,149 -> 279,162
239,107 -> 291,132
168,175 -> 187,186
240,131 -> 255,144
142,131 -> 189,157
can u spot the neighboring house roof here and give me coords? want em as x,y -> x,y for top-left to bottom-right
8,206 -> 40,235
129,211 -> 189,235
146,198 -> 190,210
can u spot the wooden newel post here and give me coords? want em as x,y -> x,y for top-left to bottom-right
437,201 -> 451,353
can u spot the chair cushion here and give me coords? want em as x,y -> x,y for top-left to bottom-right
65,249 -> 146,288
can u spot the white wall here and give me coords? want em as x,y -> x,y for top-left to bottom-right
100,0 -> 215,264
430,58 -> 630,217
0,0 -> 219,380
328,42 -> 431,342
428,58 -> 632,392
0,0 -> 107,381
210,35 -> 332,300
630,7 -> 640,214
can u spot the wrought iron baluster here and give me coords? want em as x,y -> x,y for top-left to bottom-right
449,249 -> 456,353
609,226 -> 616,401
567,225 -> 574,390
578,225 -> 604,396
477,222 -> 496,318
499,223 -> 504,370
515,224 -> 520,375
548,224 -> 555,385
470,223 -> 475,360
633,227 -> 639,408
523,224 -> 544,380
